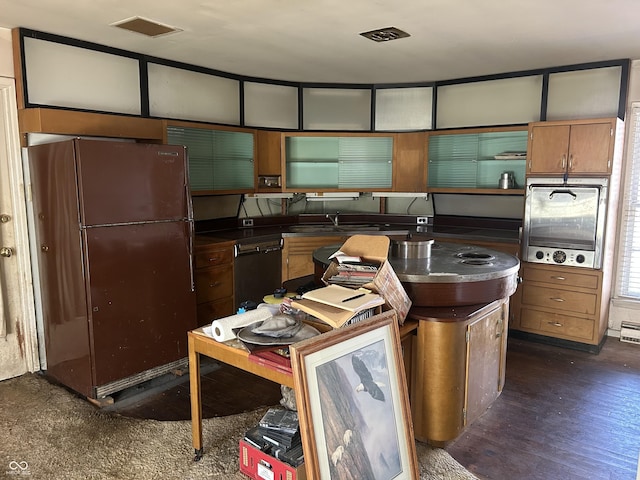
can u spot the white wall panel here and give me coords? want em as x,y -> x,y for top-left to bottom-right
23,37 -> 140,114
437,76 -> 543,128
547,67 -> 621,121
244,82 -> 298,129
148,63 -> 239,124
303,88 -> 371,130
375,87 -> 433,131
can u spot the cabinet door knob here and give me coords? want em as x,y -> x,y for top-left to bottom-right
550,297 -> 565,302
0,246 -> 13,258
551,276 -> 566,281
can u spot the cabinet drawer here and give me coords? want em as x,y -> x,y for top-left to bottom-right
522,285 -> 596,315
523,266 -> 598,289
195,264 -> 233,302
194,246 -> 233,269
197,297 -> 234,326
520,308 -> 594,342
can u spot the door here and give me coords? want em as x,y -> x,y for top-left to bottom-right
465,301 -> 507,426
567,123 -> 612,174
86,221 -> 197,385
528,125 -> 570,174
74,140 -> 190,225
0,77 -> 39,380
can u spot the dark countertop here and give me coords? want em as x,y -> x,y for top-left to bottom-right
196,223 -> 520,245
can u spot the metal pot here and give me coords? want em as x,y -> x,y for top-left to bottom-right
391,237 -> 434,259
499,171 -> 515,189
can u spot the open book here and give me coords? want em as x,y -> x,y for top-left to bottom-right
291,285 -> 385,328
301,285 -> 384,311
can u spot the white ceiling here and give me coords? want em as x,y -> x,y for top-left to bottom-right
2,0 -> 640,85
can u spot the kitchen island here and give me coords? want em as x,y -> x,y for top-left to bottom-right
313,240 -> 519,445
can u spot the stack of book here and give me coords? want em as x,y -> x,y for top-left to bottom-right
291,284 -> 385,328
247,347 -> 292,374
325,255 -> 379,288
243,407 -> 304,468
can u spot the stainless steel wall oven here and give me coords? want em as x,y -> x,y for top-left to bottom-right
523,177 -> 608,269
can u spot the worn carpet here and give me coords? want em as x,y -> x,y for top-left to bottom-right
0,373 -> 477,479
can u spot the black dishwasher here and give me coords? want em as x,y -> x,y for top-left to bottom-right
234,237 -> 283,310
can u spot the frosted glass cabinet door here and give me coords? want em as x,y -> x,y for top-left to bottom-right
167,126 -> 254,192
285,136 -> 392,189
428,130 -> 527,189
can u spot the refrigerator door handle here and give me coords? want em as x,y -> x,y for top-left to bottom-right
188,219 -> 195,292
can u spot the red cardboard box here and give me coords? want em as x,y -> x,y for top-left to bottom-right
239,439 -> 306,480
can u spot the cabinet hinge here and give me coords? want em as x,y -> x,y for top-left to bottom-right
610,128 -> 614,137
465,330 -> 470,343
463,408 -> 467,423
530,131 -> 533,140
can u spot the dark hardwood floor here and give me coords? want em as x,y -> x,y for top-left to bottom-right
108,335 -> 640,480
446,335 -> 640,480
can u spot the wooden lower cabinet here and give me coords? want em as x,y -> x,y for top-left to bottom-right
409,298 -> 508,445
510,262 -> 605,348
281,235 -> 347,282
194,238 -> 235,327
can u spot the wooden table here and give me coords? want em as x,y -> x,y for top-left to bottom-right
188,320 -> 418,461
188,327 -> 295,460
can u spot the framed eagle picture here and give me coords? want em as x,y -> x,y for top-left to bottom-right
290,310 -> 418,480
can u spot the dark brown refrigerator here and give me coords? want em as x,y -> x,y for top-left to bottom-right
28,139 -> 197,399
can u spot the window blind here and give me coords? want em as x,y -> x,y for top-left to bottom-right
617,104 -> 640,298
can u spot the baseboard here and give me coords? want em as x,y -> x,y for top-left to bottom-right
508,330 -> 606,354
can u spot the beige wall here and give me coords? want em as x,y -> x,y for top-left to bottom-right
0,28 -> 14,77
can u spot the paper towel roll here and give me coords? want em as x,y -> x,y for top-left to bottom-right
209,307 -> 274,342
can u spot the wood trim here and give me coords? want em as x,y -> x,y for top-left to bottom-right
165,119 -> 255,134
426,125 -> 528,137
283,131 -> 395,138
428,187 -> 525,195
18,108 -> 164,141
11,28 -> 25,110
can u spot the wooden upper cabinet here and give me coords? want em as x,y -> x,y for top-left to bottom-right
527,119 -> 616,175
256,130 -> 282,177
393,132 -> 427,192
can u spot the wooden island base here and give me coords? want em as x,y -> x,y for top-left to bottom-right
409,298 -> 509,446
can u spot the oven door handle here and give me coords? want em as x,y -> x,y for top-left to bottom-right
549,189 -> 577,200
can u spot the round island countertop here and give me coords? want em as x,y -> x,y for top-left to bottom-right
313,240 -> 520,307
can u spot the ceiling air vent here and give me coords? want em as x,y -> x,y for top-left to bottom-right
111,16 -> 182,38
360,27 -> 410,42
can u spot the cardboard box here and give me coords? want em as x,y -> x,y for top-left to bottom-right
239,439 -> 306,480
321,235 -> 412,324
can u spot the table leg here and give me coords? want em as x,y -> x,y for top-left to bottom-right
188,335 -> 204,461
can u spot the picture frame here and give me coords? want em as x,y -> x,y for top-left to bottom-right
290,310 -> 419,480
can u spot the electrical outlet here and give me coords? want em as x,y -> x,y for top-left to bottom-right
242,218 -> 254,227
416,216 -> 429,225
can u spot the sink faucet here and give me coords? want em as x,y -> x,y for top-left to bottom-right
326,211 -> 340,227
